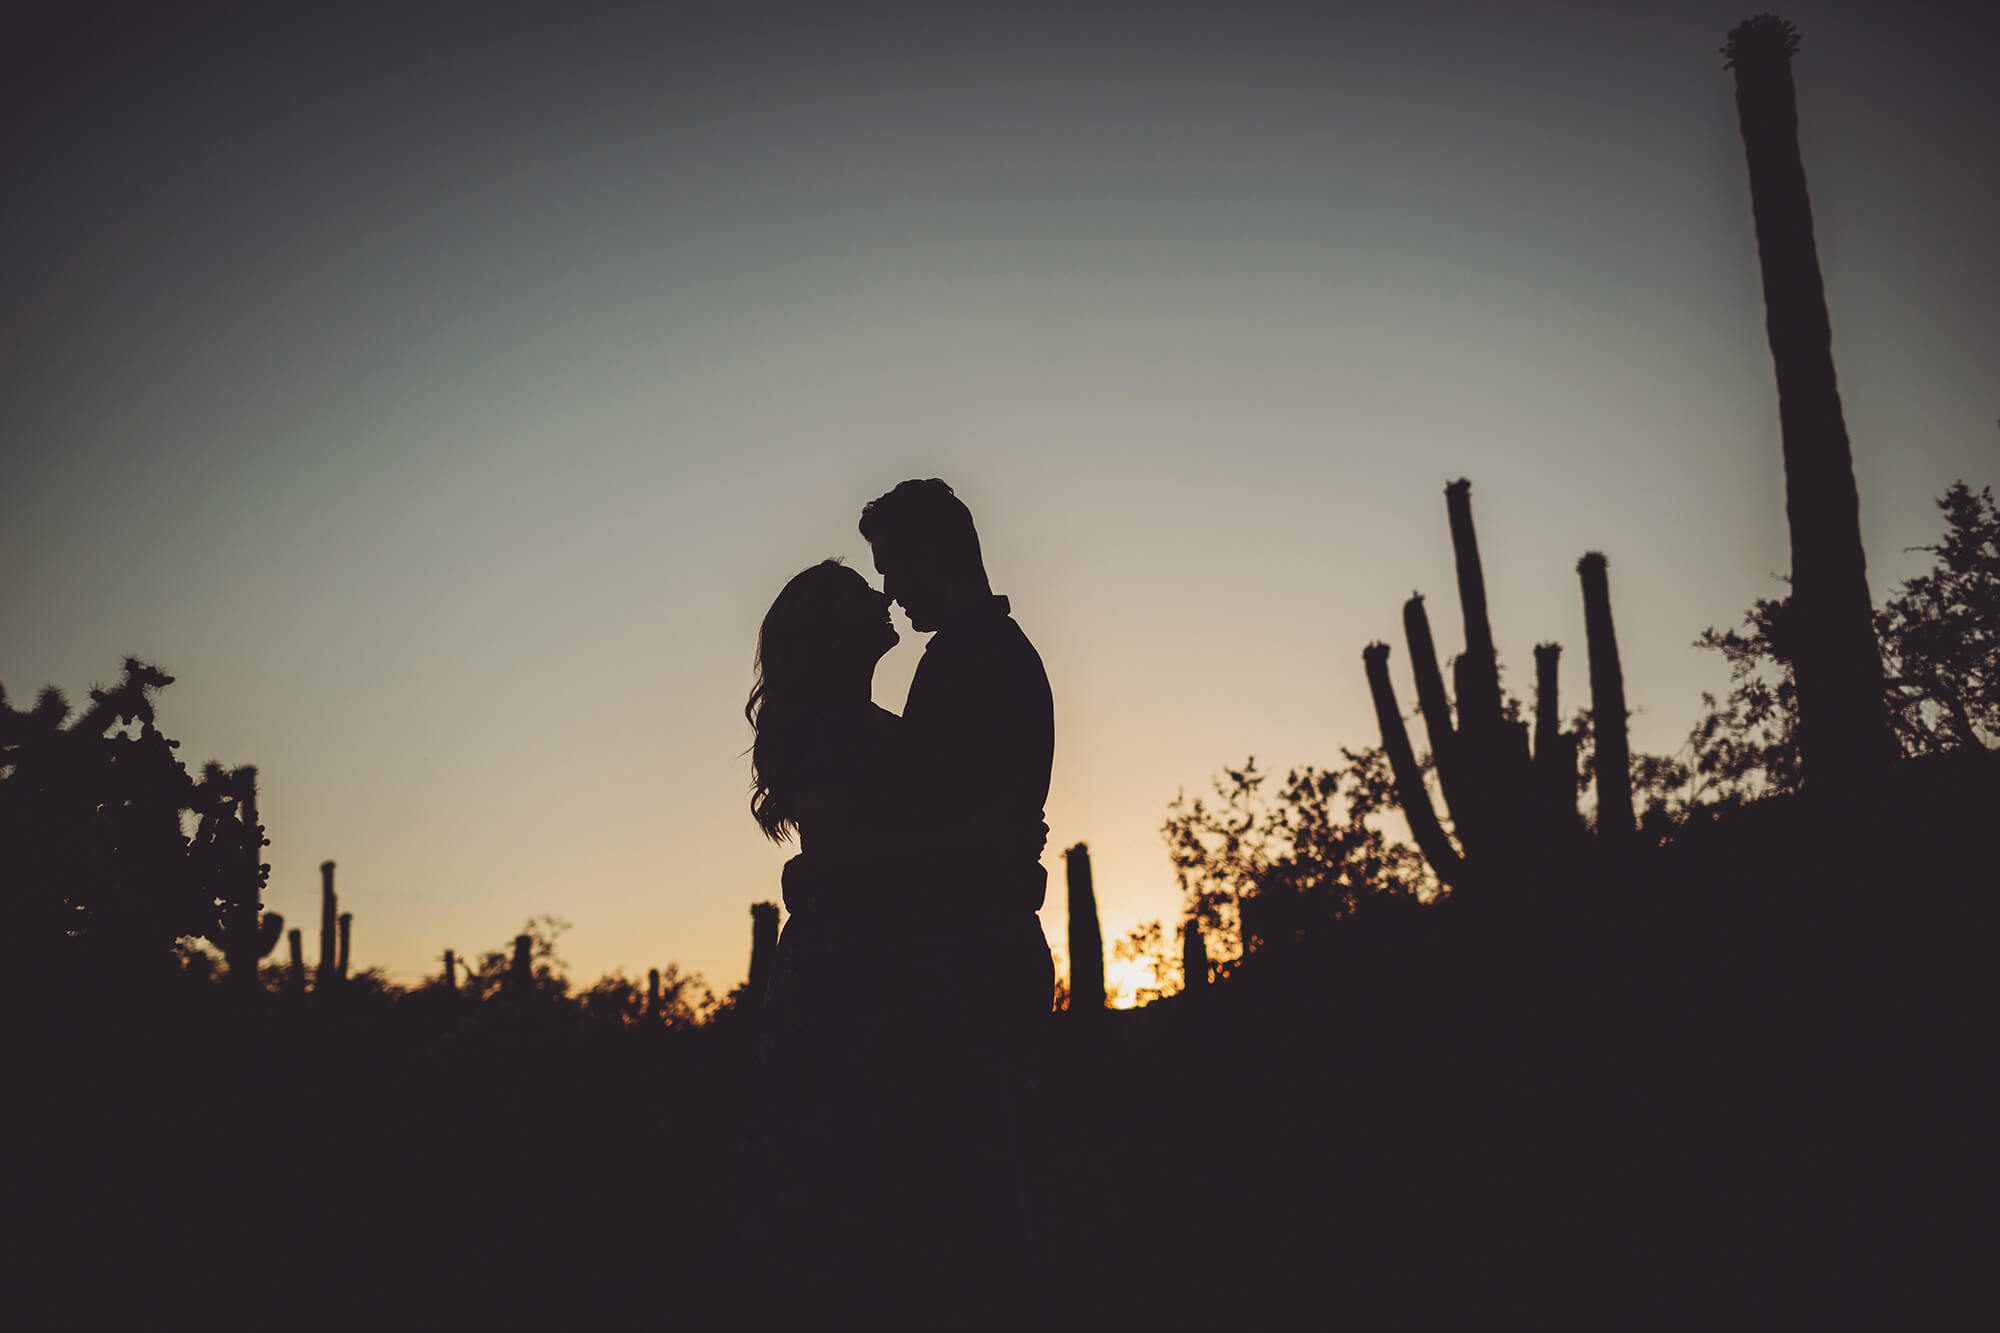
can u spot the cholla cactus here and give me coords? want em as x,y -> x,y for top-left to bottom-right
72,658 -> 175,736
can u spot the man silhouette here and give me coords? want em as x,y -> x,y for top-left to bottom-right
861,478 -> 1055,924
864,477 -> 1052,1308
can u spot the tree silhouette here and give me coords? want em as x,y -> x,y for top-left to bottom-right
1877,481 -> 2000,752
1684,479 -> 2000,799
1163,750 -> 1429,967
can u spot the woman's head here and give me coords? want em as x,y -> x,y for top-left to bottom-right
746,559 -> 897,841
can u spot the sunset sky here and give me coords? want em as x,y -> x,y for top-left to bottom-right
4,0 -> 1994,998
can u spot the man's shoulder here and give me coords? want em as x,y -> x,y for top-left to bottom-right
998,616 -> 1049,676
929,613 -> 1045,671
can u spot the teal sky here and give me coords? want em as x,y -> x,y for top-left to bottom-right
4,1 -> 1993,997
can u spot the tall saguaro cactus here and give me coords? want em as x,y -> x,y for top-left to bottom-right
1064,843 -> 1106,1013
1724,15 -> 1893,790
316,861 -> 338,989
287,928 -> 306,994
1578,554 -> 1636,839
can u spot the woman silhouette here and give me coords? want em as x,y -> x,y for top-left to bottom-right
745,559 -> 1045,1312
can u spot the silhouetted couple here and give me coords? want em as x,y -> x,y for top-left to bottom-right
747,479 -> 1055,1318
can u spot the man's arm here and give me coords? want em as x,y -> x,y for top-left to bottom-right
913,620 -> 1054,909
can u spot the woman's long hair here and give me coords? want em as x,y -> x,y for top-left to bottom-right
747,559 -> 866,842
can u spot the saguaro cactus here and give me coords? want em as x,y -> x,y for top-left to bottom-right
443,950 -> 458,991
747,903 -> 780,1005
336,912 -> 352,980
645,967 -> 661,1018
316,861 -> 338,989
1578,554 -> 1636,838
1363,481 -> 1559,890
1724,15 -> 1893,790
1064,843 -> 1106,1012
287,928 -> 306,994
1182,917 -> 1209,994
508,934 -> 534,995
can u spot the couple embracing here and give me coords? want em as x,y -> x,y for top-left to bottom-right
747,479 -> 1055,1313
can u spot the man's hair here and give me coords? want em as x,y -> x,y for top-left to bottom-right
859,478 -> 985,574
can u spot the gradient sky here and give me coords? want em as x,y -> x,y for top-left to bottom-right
4,0 -> 1994,998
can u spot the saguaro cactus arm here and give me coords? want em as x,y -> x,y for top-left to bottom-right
1532,642 -> 1581,823
1364,643 -> 1467,888
1403,592 -> 1492,856
1444,479 -> 1506,732
1533,643 -> 1563,760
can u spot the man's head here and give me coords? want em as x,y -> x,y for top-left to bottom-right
859,478 -> 991,631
